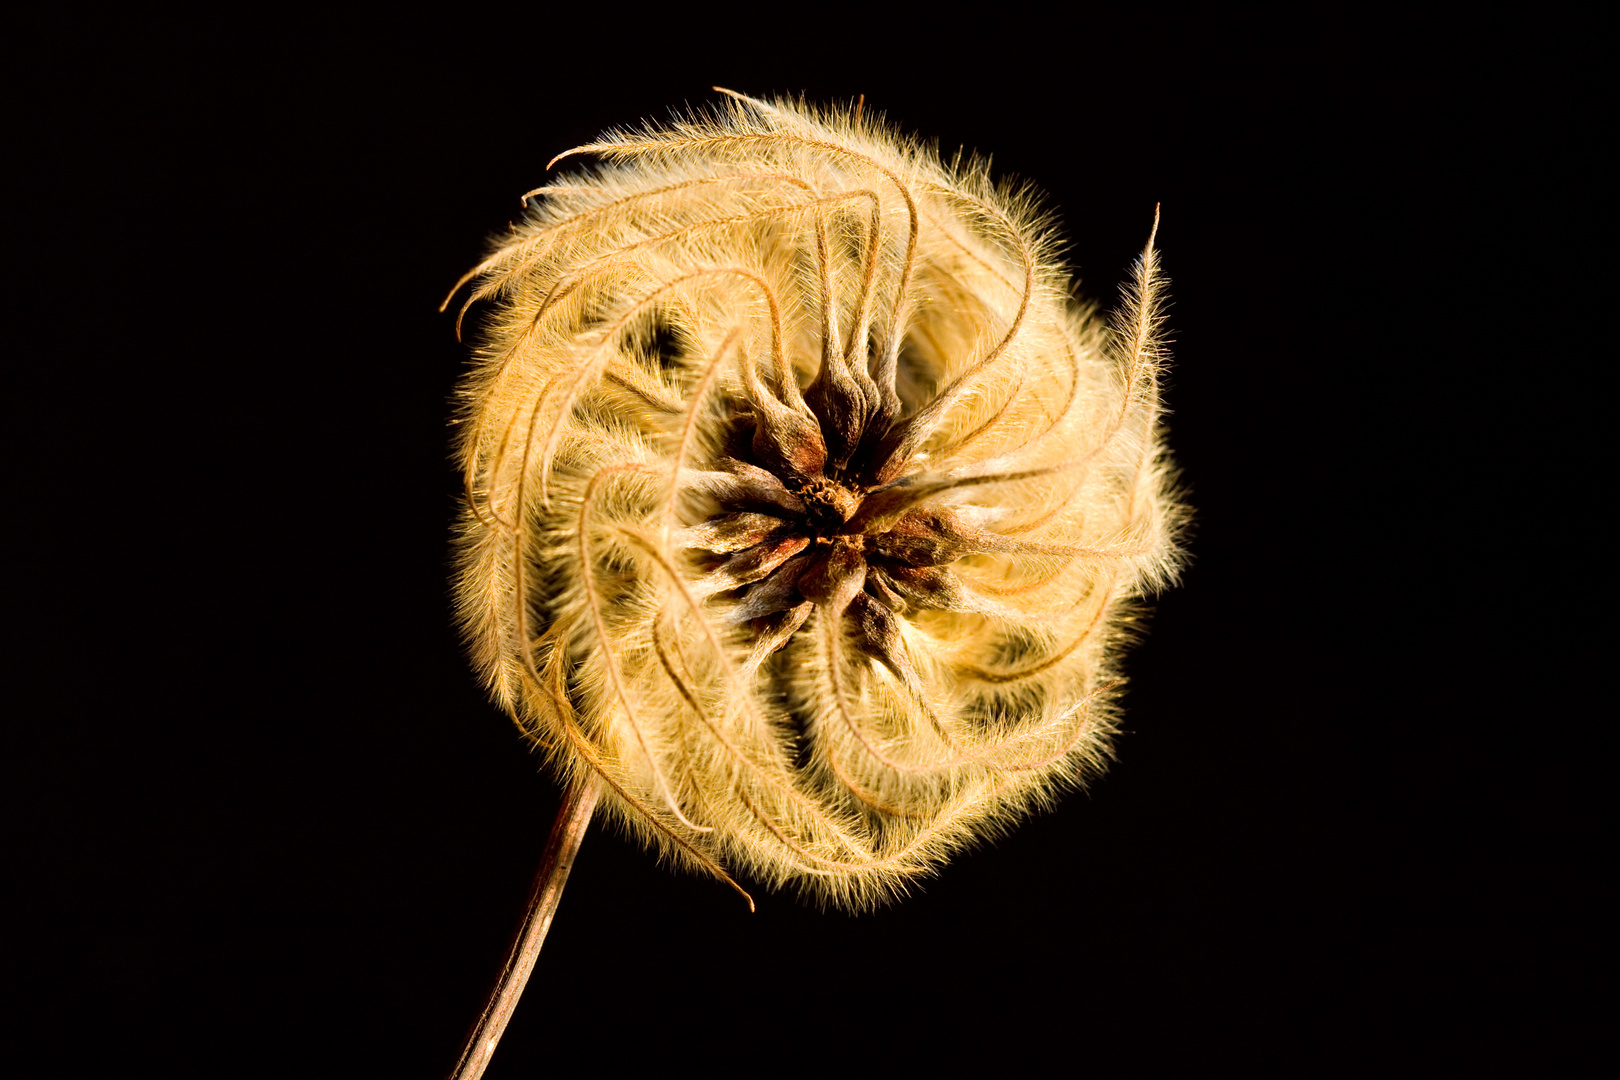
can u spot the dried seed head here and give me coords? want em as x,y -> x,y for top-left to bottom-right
450,91 -> 1185,909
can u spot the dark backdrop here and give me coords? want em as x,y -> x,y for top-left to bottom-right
5,9 -> 1607,1078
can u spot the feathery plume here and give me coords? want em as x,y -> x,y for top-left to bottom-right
445,90 -> 1184,1078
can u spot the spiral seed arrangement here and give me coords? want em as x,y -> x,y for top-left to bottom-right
446,91 -> 1183,1077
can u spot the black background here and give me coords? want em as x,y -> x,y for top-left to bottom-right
5,9 -> 1608,1079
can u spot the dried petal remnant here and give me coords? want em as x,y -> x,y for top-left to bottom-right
452,92 -> 1183,907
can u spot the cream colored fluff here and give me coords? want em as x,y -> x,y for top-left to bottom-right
449,91 -> 1184,909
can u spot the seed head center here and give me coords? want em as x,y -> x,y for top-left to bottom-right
795,476 -> 862,538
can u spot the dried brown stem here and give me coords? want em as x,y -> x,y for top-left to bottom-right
449,774 -> 601,1080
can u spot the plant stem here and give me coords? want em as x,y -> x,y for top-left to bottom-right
450,774 -> 601,1080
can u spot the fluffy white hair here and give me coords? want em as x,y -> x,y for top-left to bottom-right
449,90 -> 1184,909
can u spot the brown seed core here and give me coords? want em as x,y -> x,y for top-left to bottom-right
795,476 -> 862,537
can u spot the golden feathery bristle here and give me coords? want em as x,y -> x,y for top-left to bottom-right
448,90 -> 1185,911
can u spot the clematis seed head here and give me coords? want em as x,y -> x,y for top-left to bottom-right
450,90 -> 1185,909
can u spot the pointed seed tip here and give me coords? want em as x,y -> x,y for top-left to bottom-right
545,146 -> 590,170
